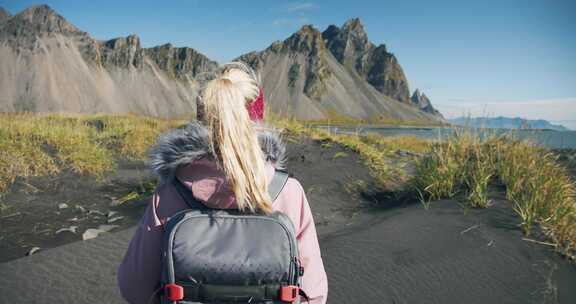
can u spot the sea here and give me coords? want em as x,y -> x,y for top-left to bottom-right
315,125 -> 576,149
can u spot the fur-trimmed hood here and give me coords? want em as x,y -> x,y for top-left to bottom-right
149,121 -> 286,184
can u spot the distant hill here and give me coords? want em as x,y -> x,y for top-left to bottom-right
0,4 -> 443,122
449,117 -> 570,131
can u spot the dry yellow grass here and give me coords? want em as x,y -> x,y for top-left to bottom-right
0,113 -> 184,192
277,118 -> 575,259
497,140 -> 576,257
2,113 -> 573,259
83,114 -> 184,159
362,134 -> 433,154
0,124 -> 59,191
413,130 -> 576,259
0,113 -> 113,191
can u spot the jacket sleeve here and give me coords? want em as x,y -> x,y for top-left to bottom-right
293,180 -> 328,304
117,189 -> 164,304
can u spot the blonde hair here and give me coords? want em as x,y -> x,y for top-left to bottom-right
201,63 -> 273,214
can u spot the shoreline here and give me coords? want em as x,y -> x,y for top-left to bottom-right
314,125 -> 576,149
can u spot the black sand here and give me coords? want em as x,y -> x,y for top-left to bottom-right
0,159 -> 152,262
324,197 -> 576,303
0,137 -> 575,303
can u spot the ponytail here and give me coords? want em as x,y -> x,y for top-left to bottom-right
201,65 -> 273,213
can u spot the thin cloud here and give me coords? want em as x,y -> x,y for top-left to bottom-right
272,17 -> 309,27
286,2 -> 319,12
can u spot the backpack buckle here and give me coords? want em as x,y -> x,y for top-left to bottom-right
279,285 -> 299,302
165,283 -> 184,301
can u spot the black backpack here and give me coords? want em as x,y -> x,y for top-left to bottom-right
160,170 -> 306,303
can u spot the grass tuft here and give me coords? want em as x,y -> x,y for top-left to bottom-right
413,129 -> 576,258
0,113 -> 184,192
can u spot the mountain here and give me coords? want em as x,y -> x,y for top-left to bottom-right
0,5 -> 216,116
449,117 -> 569,131
0,5 -> 442,122
411,89 -> 442,116
322,18 -> 410,103
238,20 -> 442,122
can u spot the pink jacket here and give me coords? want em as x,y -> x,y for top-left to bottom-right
117,123 -> 328,304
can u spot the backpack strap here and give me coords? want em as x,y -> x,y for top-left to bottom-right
172,169 -> 289,210
268,169 -> 289,202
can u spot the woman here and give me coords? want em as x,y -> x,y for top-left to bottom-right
117,62 -> 328,303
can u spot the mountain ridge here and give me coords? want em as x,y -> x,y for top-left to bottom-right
237,20 -> 442,121
449,116 -> 569,131
0,4 -> 442,122
0,5 -> 217,116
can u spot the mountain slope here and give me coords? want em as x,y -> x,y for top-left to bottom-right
0,5 -> 216,116
238,22 -> 442,122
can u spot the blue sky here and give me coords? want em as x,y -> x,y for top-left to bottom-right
2,0 -> 576,128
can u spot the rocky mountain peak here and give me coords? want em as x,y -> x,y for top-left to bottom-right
343,17 -> 363,29
12,4 -> 81,34
238,23 -> 333,101
323,18 -> 409,103
411,89 -> 442,117
99,34 -> 144,69
298,24 -> 317,34
322,25 -> 339,39
158,43 -> 173,48
342,18 -> 368,40
322,17 -> 370,64
103,34 -> 141,49
284,24 -> 326,54
144,43 -> 218,80
411,89 -> 428,104
21,4 -> 52,15
0,4 -> 88,53
280,25 -> 331,99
